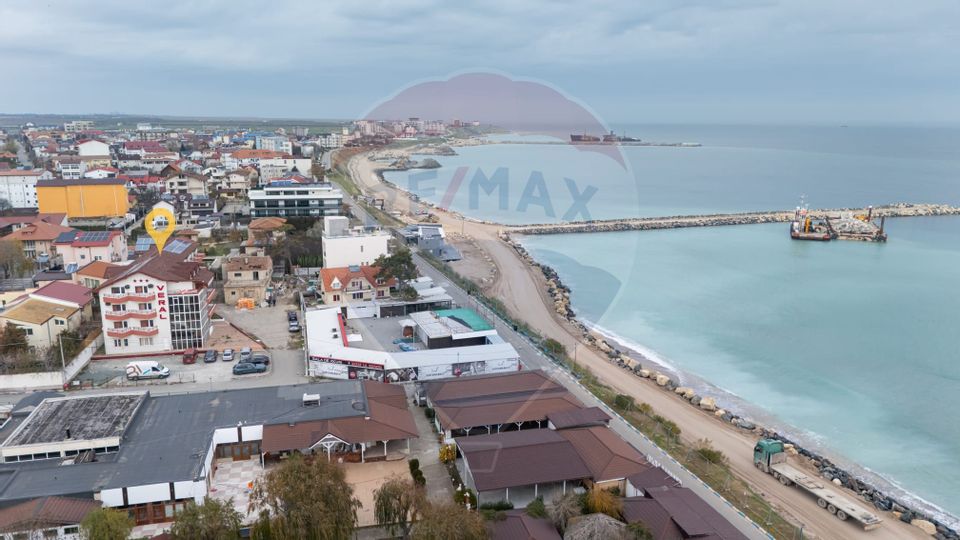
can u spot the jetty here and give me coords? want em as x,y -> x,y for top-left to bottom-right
508,203 -> 960,236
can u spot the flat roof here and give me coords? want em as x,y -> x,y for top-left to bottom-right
3,393 -> 146,448
434,308 -> 493,331
0,381 -> 384,503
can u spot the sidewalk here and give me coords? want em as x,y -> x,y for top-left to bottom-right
404,384 -> 453,503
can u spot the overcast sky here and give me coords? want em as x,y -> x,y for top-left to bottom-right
1,0 -> 958,124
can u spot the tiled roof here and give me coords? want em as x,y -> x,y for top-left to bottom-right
546,406 -> 611,429
456,430 -> 592,491
222,255 -> 272,272
2,221 -> 74,242
488,510 -> 562,540
0,170 -> 47,176
1,298 -> 79,325
31,281 -> 94,307
0,496 -> 101,532
98,251 -> 212,290
76,260 -> 123,279
248,217 -> 286,230
557,426 -> 650,482
625,487 -> 749,540
320,265 -> 396,292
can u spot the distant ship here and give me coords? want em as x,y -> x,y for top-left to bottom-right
570,133 -> 601,142
570,131 -> 641,143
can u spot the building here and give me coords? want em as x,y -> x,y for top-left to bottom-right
397,224 -> 461,261
0,496 -> 101,540
305,307 -> 520,382
0,169 -> 54,209
319,265 -> 395,306
73,260 -> 124,289
96,246 -> 214,354
0,280 -> 92,350
221,149 -> 291,171
248,181 -> 343,218
1,220 -> 74,260
0,382 -> 417,527
83,166 -> 119,180
255,135 -> 293,155
36,179 -> 129,220
621,486 -> 748,540
53,230 -> 128,270
222,255 -> 273,304
320,216 -> 390,268
0,213 -> 68,236
163,172 -> 207,197
75,140 -> 110,158
63,120 -> 94,133
56,156 -> 86,180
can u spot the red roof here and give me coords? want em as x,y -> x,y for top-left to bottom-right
0,497 -> 101,532
229,149 -> 289,159
76,260 -> 123,279
32,281 -> 94,307
123,141 -> 166,151
320,265 -> 396,292
2,221 -> 74,242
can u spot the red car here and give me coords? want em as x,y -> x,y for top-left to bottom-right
182,348 -> 197,364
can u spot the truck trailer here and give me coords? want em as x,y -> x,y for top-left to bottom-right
753,439 -> 882,531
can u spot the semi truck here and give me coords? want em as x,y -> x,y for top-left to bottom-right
753,439 -> 883,531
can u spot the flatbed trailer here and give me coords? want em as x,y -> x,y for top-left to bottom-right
754,439 -> 883,531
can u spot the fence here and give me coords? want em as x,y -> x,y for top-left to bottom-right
0,332 -> 103,391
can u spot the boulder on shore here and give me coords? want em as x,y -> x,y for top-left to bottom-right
655,374 -> 670,387
699,397 -> 717,411
638,369 -> 651,378
714,409 -> 726,417
911,519 -> 937,536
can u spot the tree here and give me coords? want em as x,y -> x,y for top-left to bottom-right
0,198 -> 11,216
411,501 -> 487,540
438,444 -> 456,464
0,323 -> 28,355
80,508 -> 134,540
374,477 -> 423,539
525,496 -> 546,518
584,487 -> 621,519
374,247 -> 418,292
249,454 -> 361,539
3,139 -> 16,154
169,497 -> 242,540
548,492 -> 582,533
0,240 -> 34,279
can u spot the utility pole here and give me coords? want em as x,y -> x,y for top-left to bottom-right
59,334 -> 67,387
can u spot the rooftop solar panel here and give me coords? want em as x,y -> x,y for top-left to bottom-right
164,239 -> 190,254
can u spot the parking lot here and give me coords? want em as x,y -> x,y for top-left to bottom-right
217,295 -> 302,350
80,349 -> 275,387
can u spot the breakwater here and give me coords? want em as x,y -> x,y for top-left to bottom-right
509,203 -> 960,235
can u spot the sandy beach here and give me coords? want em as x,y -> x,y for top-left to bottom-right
345,148 -> 929,540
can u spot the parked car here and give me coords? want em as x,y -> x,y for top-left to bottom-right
239,347 -> 252,363
126,361 -> 170,381
251,353 -> 271,366
233,362 -> 267,376
222,348 -> 235,362
288,321 -> 301,333
203,350 -> 218,363
182,349 -> 197,365
287,311 -> 298,322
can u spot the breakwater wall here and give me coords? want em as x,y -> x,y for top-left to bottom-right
509,203 -> 960,235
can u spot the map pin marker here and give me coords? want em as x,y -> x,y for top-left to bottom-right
145,208 -> 176,253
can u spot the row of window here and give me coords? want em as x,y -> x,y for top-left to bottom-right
112,337 -> 155,347
3,446 -> 119,463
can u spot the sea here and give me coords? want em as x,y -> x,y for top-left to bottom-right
382,124 -> 960,524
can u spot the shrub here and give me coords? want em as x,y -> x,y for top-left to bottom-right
412,469 -> 426,487
424,407 -> 435,420
584,487 -> 621,519
614,394 -> 635,411
637,402 -> 653,416
548,492 -> 582,533
695,438 -> 727,465
438,444 -> 457,464
525,497 -> 546,518
479,501 -> 514,511
408,458 -> 420,473
453,488 -> 476,507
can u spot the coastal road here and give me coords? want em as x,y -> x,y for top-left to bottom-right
348,151 -> 928,540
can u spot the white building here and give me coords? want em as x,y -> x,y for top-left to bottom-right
321,216 -> 390,268
248,181 -> 342,218
258,157 -> 312,183
76,140 -> 110,157
256,135 -> 293,155
316,132 -> 344,149
57,157 -> 86,180
63,120 -> 94,133
97,246 -> 214,355
0,169 -> 53,208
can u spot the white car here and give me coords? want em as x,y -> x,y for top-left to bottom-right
222,348 -> 235,362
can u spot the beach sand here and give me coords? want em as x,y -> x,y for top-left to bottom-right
345,149 -> 928,540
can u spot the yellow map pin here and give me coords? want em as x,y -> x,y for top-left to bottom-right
145,207 -> 175,253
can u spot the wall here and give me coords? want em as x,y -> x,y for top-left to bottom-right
0,332 -> 102,391
38,184 -> 129,218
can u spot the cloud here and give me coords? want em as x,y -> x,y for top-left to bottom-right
0,0 -> 957,121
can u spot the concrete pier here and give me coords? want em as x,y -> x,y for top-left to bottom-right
508,203 -> 960,235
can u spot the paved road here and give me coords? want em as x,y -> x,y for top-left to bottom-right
410,252 -> 772,540
14,138 -> 32,168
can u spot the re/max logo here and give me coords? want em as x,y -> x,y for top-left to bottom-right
156,284 -> 167,320
407,166 -> 598,221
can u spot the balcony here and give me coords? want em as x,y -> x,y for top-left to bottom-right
102,292 -> 156,304
104,309 -> 157,321
106,327 -> 159,338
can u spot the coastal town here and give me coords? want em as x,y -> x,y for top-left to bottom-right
0,115 -> 952,540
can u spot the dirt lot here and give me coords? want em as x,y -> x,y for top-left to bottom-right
446,233 -> 497,289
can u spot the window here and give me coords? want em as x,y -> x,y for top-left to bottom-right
112,304 -> 127,312
140,320 -> 154,327
135,285 -> 147,294
139,337 -> 154,346
113,339 -> 128,348
332,294 -> 340,302
352,292 -> 364,300
95,255 -> 103,261
24,328 -> 33,336
54,318 -> 66,326
113,321 -> 128,329
63,526 -> 79,535
80,254 -> 86,260
138,303 -> 152,310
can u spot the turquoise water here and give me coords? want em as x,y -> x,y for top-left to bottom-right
388,125 -> 960,522
520,218 -> 960,520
